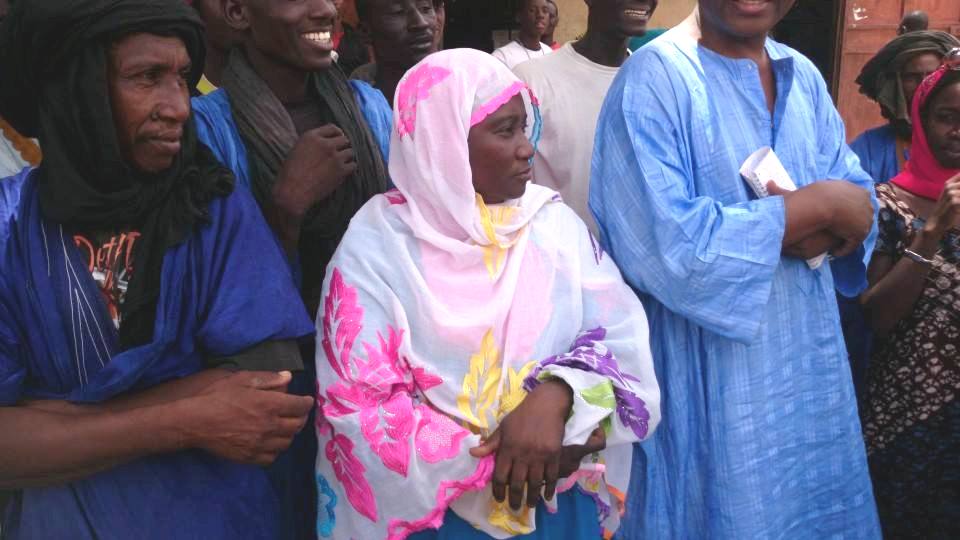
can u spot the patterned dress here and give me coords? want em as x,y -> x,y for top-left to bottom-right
311,50 -> 661,540
862,182 -> 960,539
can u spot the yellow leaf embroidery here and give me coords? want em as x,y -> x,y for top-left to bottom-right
457,330 -> 503,434
496,361 -> 536,420
489,499 -> 534,536
476,195 -> 523,280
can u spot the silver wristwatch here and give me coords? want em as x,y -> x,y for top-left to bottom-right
903,248 -> 934,266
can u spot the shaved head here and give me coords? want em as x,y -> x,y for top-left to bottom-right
898,10 -> 929,35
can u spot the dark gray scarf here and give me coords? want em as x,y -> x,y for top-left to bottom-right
221,49 -> 387,307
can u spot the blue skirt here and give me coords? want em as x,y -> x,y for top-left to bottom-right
409,489 -> 601,539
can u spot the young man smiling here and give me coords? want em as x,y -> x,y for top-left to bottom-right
191,2 -> 390,538
515,0 -> 657,234
592,1 -> 882,538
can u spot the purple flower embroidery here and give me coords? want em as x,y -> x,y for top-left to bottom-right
575,484 -> 612,523
525,328 -> 637,391
525,327 -> 650,439
613,387 -> 650,439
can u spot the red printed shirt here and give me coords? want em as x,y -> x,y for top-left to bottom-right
73,229 -> 140,329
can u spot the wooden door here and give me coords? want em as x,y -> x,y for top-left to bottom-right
835,0 -> 960,142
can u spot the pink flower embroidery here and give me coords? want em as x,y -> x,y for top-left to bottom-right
315,386 -> 332,437
396,63 -> 451,139
385,189 -> 408,205
359,392 -> 415,476
326,328 -> 415,476
326,434 -> 378,522
321,269 -> 363,379
386,456 -> 495,540
320,270 -> 466,528
411,365 -> 443,391
415,405 -> 469,464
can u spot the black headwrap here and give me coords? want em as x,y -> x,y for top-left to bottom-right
220,49 -> 387,312
0,0 -> 235,349
856,30 -> 960,125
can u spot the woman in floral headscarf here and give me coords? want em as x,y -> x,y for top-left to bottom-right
860,49 -> 960,538
312,49 -> 660,540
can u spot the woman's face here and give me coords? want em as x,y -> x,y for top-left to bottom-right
925,80 -> 960,169
468,94 -> 534,204
901,53 -> 942,109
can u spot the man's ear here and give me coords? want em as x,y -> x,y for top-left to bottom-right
224,0 -> 251,32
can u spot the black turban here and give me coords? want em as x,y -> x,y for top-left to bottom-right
0,0 -> 235,349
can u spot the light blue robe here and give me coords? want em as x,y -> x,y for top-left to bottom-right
590,32 -> 881,539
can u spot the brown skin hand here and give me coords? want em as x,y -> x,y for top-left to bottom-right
224,0 -> 356,255
0,34 -> 313,491
2,370 -> 313,489
470,379 -> 573,510
862,83 -> 960,334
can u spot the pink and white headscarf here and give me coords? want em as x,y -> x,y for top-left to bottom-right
388,48 -> 557,260
314,49 -> 659,540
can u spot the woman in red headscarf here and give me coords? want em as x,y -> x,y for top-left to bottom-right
859,49 -> 960,539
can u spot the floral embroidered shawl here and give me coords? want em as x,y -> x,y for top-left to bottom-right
313,49 -> 661,540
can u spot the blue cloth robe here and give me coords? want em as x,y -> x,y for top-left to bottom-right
843,125 -> 904,403
0,169 -> 314,539
590,33 -> 881,539
850,124 -> 900,184
191,79 -> 391,540
408,490 -> 600,540
192,80 -> 392,187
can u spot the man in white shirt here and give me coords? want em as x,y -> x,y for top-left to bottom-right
515,0 -> 658,233
492,0 -> 552,69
